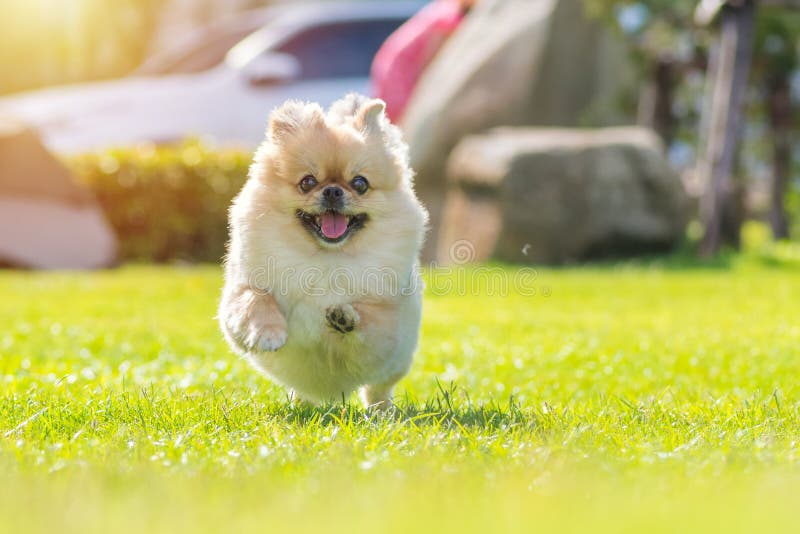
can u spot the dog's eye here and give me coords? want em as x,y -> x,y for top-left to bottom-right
298,175 -> 317,193
351,176 -> 369,195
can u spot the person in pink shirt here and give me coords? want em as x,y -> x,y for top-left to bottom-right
371,0 -> 475,123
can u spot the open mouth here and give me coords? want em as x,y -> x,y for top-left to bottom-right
296,209 -> 368,244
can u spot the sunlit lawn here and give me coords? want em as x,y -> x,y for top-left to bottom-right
1,259 -> 800,533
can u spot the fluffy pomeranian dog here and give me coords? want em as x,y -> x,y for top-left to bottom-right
219,94 -> 428,408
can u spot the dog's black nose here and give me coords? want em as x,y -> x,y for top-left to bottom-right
321,186 -> 345,209
322,186 -> 344,200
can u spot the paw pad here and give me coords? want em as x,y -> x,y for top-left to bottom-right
326,305 -> 357,334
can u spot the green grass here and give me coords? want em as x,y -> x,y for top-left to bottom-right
1,261 -> 800,532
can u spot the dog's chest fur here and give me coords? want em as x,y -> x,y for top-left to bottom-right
246,250 -> 419,402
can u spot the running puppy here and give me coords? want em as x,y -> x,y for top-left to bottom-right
219,94 -> 428,408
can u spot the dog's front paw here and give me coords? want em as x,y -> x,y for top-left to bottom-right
248,322 -> 288,352
225,316 -> 288,352
220,290 -> 288,353
326,304 -> 359,334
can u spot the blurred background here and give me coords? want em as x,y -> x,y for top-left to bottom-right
0,0 -> 798,268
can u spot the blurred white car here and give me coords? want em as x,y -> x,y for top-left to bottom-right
134,5 -> 291,77
0,2 -> 423,154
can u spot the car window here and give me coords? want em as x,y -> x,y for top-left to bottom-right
275,19 -> 403,80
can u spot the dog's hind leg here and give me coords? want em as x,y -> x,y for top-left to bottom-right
361,375 -> 403,411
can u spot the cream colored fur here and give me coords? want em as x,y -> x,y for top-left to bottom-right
219,94 -> 428,407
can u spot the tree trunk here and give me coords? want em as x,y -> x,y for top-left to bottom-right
722,145 -> 745,249
767,73 -> 791,240
652,58 -> 679,147
638,58 -> 678,147
699,1 -> 756,256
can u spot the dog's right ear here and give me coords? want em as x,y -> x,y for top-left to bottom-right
268,100 -> 324,141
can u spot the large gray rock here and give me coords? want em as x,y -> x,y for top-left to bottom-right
402,0 -> 633,259
438,127 -> 688,265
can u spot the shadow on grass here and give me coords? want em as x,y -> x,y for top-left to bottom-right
554,242 -> 737,271
461,240 -> 739,274
277,382 -> 535,431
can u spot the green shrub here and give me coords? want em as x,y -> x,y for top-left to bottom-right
70,141 -> 251,263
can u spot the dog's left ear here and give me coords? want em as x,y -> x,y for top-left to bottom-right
356,99 -> 387,135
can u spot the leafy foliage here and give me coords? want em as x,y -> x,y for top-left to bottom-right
70,141 -> 250,263
584,0 -> 800,238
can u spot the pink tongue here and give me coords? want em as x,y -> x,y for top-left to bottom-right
320,212 -> 348,239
